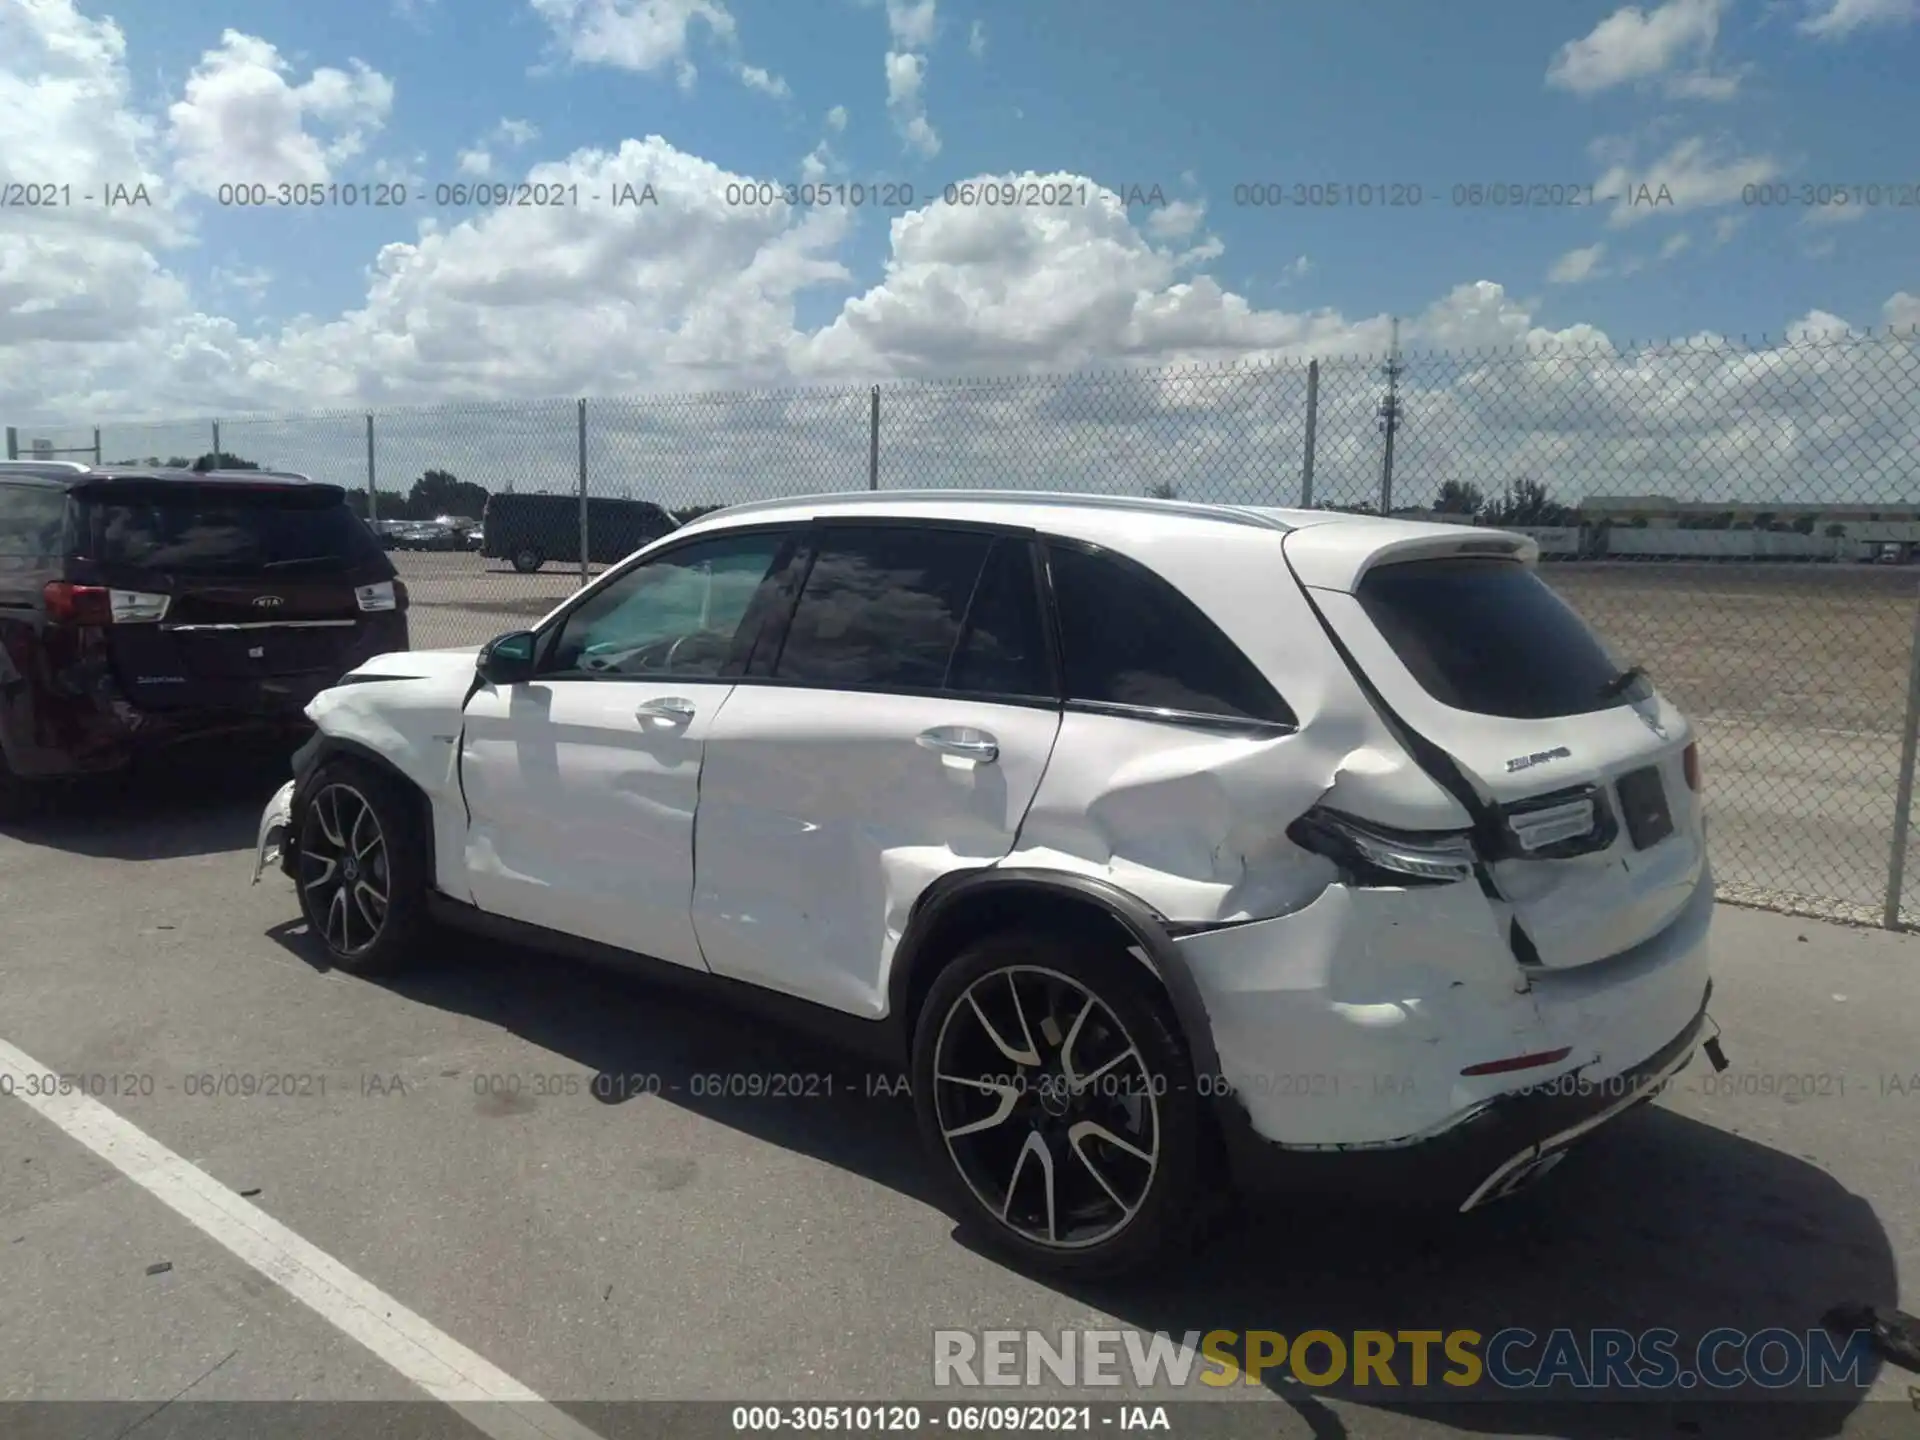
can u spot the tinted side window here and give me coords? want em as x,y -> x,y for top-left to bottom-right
1047,541 -> 1295,725
0,485 -> 68,557
773,526 -> 993,689
546,530 -> 790,679
947,539 -> 1052,699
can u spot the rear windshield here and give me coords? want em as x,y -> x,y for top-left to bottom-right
1356,557 -> 1623,719
81,485 -> 383,574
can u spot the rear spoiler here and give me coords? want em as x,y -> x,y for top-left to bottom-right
1284,524 -> 1538,594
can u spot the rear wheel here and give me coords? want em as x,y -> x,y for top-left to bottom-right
512,547 -> 545,573
911,932 -> 1210,1279
293,759 -> 430,975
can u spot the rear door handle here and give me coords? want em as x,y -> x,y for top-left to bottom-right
916,726 -> 999,763
636,696 -> 697,722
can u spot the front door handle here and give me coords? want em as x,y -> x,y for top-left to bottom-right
916,726 -> 999,763
636,696 -> 697,722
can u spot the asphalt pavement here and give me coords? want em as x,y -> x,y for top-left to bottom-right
3,748 -> 1918,1440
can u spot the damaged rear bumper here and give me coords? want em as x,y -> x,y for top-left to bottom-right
1174,855 -> 1718,1212
1215,988 -> 1710,1211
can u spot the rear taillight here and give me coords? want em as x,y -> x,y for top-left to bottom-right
1682,741 -> 1701,791
1287,805 -> 1477,887
356,580 -> 405,612
42,582 -> 169,625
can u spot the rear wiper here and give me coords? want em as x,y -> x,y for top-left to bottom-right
262,554 -> 345,570
1598,665 -> 1650,700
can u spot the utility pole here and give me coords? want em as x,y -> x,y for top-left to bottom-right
1377,317 -> 1402,516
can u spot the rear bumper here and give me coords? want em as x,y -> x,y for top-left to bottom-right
251,779 -> 297,884
1217,988 -> 1710,1211
3,613 -> 408,780
3,705 -> 319,779
1175,857 -> 1717,1209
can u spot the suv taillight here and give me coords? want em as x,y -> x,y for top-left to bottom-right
43,582 -> 170,625
1683,741 -> 1701,791
1287,805 -> 1478,887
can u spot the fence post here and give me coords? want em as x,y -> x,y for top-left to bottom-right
868,386 -> 880,491
365,414 -> 378,522
1882,588 -> 1920,927
211,419 -> 220,459
578,399 -> 590,582
4,427 -> 16,460
1301,360 -> 1319,507
92,428 -> 102,465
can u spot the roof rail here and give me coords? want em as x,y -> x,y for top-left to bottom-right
692,488 -> 1298,533
198,468 -> 317,482
0,459 -> 91,473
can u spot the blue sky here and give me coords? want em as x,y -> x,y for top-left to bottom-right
66,0 -> 1919,348
4,0 -> 1918,512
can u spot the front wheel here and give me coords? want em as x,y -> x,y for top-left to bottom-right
511,547 -> 545,573
911,933 -> 1210,1279
293,760 -> 430,975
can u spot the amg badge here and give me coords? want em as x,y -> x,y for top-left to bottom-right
1505,745 -> 1572,774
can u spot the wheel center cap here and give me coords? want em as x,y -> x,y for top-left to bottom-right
343,855 -> 359,882
1037,1082 -> 1071,1118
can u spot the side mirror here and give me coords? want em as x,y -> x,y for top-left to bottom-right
476,630 -> 537,686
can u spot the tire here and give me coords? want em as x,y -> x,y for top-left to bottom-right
512,547 -> 545,573
911,930 -> 1211,1280
292,758 -> 431,976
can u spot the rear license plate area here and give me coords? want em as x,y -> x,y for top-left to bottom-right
1616,765 -> 1674,849
181,628 -> 351,677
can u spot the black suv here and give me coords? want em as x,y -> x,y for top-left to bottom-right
480,493 -> 677,572
0,462 -> 410,813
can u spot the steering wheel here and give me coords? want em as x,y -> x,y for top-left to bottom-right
619,633 -> 688,673
659,632 -> 693,671
584,630 -> 728,675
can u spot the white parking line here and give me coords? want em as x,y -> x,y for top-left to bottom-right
0,1036 -> 608,1440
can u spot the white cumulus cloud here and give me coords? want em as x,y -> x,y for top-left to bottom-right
1547,0 -> 1737,98
1799,0 -> 1919,36
885,50 -> 939,157
167,31 -> 393,194
1550,243 -> 1608,283
527,0 -> 734,71
885,0 -> 937,48
1594,134 -> 1779,226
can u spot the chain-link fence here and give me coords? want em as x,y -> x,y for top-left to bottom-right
12,330 -> 1920,927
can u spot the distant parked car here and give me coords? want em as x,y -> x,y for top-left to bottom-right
480,493 -> 677,572
393,522 -> 462,552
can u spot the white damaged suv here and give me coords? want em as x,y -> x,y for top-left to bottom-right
253,490 -> 1720,1278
